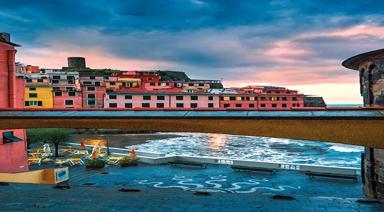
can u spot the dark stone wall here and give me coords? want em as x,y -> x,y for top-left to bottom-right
359,59 -> 384,199
68,57 -> 86,69
359,60 -> 384,106
303,96 -> 326,107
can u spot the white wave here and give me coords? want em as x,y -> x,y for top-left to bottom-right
329,145 -> 363,153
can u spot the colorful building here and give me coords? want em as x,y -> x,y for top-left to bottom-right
20,57 -> 321,110
104,91 -> 220,109
41,69 -> 82,108
80,75 -> 106,108
0,32 -> 28,173
24,73 -> 53,108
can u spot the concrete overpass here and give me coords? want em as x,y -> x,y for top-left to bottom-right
1,109 -> 384,148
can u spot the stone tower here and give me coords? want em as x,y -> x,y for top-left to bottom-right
343,49 -> 384,199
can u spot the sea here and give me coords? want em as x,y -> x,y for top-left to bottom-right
125,104 -> 364,168
128,132 -> 362,168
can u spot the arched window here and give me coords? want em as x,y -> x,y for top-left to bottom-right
368,64 -> 376,71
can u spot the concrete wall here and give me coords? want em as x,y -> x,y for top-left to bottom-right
0,129 -> 28,173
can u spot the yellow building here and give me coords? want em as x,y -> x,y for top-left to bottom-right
24,85 -> 53,108
182,82 -> 210,92
106,77 -> 141,90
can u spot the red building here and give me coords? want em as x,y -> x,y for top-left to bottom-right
0,33 -> 28,173
219,86 -> 305,110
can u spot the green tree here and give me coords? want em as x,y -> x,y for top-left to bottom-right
27,128 -> 74,157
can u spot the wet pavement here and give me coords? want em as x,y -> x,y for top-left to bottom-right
1,164 -> 383,211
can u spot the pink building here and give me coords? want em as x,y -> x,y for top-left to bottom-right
53,90 -> 82,108
104,92 -> 220,109
80,76 -> 106,108
0,33 -> 28,173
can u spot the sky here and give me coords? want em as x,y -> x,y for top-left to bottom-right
1,0 -> 384,104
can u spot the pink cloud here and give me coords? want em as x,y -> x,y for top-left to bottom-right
17,47 -> 176,70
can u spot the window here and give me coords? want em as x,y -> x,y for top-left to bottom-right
260,103 -> 266,108
236,104 -> 242,108
142,103 -> 150,108
65,100 -> 74,105
176,96 -> 183,100
109,103 -> 117,108
109,95 -> 117,99
229,97 -> 236,101
26,79 -> 32,83
191,96 -> 198,101
110,82 -> 116,85
53,75 -> 60,80
29,87 -> 36,91
188,83 -> 194,86
224,104 -> 230,108
125,95 -> 132,99
37,79 -> 43,82
95,82 -> 101,86
88,94 -> 95,98
67,76 -> 74,80
157,96 -> 165,100
208,96 -> 214,101
199,83 -> 204,86
69,91 -> 76,96
29,93 -> 37,98
88,100 -> 95,105
282,97 -> 287,101
261,97 -> 266,100
87,86 -> 95,91
83,81 -> 92,85
292,97 -> 297,101
157,103 -> 164,108
125,103 -> 132,108
282,104 -> 287,108
54,91 -> 62,96
191,103 -> 198,108
90,76 -> 96,79
176,103 -> 184,108
207,103 -> 214,108
104,76 -> 109,80
150,82 -> 156,86
272,104 -> 277,108
249,104 -> 255,108
143,96 -> 151,100
2,131 -> 22,144
25,101 -> 42,106
296,104 -> 300,107
52,80 -> 59,84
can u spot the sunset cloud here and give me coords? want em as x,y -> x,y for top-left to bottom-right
1,0 -> 383,104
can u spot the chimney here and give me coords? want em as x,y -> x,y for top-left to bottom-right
0,32 -> 11,42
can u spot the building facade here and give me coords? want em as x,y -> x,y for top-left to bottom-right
24,73 -> 53,108
0,33 -> 28,173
